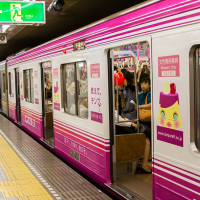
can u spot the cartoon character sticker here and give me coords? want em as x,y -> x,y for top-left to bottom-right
158,82 -> 181,129
157,81 -> 183,147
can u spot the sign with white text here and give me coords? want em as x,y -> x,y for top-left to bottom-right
0,1 -> 45,24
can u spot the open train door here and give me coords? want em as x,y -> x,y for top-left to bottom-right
106,43 -> 152,200
41,61 -> 54,147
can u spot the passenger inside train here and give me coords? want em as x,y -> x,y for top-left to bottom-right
113,41 -> 152,199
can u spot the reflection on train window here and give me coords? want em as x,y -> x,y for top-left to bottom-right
76,62 -> 88,118
8,72 -> 11,96
61,61 -> 88,118
23,69 -> 34,103
192,47 -> 200,151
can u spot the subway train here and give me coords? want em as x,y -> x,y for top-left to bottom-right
0,0 -> 200,199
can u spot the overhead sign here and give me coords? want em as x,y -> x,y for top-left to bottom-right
0,1 -> 45,24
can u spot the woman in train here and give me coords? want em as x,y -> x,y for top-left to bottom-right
134,74 -> 152,173
121,70 -> 137,120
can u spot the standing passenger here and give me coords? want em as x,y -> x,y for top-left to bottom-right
121,71 -> 137,120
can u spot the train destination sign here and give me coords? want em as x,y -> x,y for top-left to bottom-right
0,1 -> 45,24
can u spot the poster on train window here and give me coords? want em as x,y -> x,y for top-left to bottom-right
90,63 -> 103,123
157,81 -> 183,147
158,55 -> 179,77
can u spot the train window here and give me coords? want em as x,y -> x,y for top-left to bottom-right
61,61 -> 88,118
191,47 -> 200,151
8,72 -> 11,96
23,69 -> 34,103
62,63 -> 76,115
76,62 -> 88,118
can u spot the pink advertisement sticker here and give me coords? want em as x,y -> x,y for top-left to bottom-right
90,64 -> 100,78
158,55 -> 179,77
91,111 -> 103,123
157,126 -> 183,147
53,68 -> 59,79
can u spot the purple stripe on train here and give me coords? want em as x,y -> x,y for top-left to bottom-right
153,162 -> 200,184
7,0 -> 200,66
54,130 -> 111,186
154,168 -> 200,193
154,175 -> 200,200
21,113 -> 43,139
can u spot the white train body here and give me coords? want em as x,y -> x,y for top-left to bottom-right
1,0 -> 200,199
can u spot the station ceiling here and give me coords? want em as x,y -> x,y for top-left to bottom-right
0,0 -> 146,62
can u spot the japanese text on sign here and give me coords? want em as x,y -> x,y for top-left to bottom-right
158,55 -> 179,77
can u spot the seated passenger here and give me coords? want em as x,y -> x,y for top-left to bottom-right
115,110 -> 136,135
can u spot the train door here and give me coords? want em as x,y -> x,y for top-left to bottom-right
15,68 -> 21,124
107,42 -> 152,200
41,61 -> 54,147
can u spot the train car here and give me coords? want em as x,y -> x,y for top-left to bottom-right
4,0 -> 200,199
0,60 -> 8,117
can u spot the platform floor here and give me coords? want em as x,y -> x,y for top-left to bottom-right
0,115 -> 111,200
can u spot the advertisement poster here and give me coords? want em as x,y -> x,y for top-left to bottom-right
90,63 -> 103,123
158,55 -> 179,77
157,81 -> 183,147
53,68 -> 60,111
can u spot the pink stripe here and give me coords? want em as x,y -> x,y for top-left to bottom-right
7,0 -> 200,66
54,125 -> 110,150
154,175 -> 200,200
153,161 -> 200,184
87,12 -> 200,46
153,168 -> 200,193
54,119 -> 110,142
87,17 -> 200,49
154,158 -> 200,178
21,106 -> 42,116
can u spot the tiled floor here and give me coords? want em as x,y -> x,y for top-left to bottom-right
0,115 -> 112,200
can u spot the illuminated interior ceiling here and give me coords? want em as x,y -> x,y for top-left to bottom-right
0,0 -> 146,61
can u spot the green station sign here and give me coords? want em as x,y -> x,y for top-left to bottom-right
0,1 -> 45,24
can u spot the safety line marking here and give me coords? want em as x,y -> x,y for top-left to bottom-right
0,130 -> 62,200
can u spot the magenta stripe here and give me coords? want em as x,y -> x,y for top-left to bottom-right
8,50 -> 64,67
154,175 -> 200,200
153,162 -> 200,184
154,158 -> 200,178
153,168 -> 200,194
16,12 -> 200,66
7,0 -> 200,66
156,182 -> 190,200
54,119 -> 110,143
55,123 -> 110,148
87,12 -> 200,46
86,18 -> 200,51
84,2 -> 200,45
21,106 -> 42,116
9,15 -> 200,66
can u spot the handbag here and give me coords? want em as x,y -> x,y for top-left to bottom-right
139,94 -> 151,122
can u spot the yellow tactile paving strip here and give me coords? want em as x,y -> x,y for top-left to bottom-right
0,134 -> 53,200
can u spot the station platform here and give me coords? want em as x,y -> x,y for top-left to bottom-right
0,114 -> 111,200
